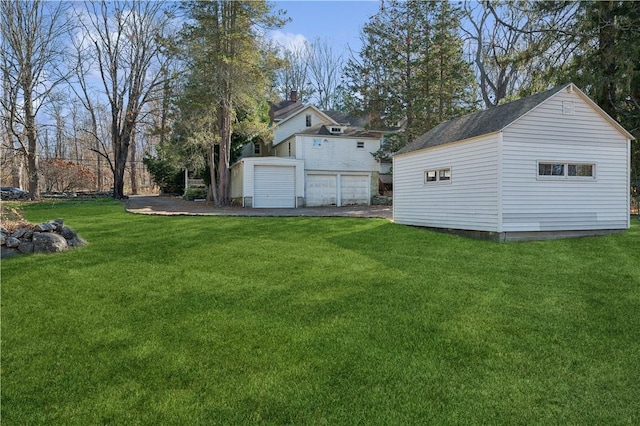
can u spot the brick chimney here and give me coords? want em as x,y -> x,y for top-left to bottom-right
290,90 -> 298,102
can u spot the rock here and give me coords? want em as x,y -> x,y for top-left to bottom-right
61,226 -> 77,240
33,232 -> 68,253
35,222 -> 56,232
5,237 -> 20,248
2,218 -> 85,258
0,226 -> 8,235
11,228 -> 29,239
1,246 -> 19,259
67,236 -> 87,248
18,241 -> 34,254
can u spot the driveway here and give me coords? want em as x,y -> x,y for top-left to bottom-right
126,195 -> 392,219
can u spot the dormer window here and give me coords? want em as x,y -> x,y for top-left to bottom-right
305,115 -> 312,127
330,126 -> 343,134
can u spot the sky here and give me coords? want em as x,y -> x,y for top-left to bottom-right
269,1 -> 382,55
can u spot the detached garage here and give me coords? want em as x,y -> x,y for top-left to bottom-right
306,173 -> 371,207
393,83 -> 634,241
230,157 -> 304,208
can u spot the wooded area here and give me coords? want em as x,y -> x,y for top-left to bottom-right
1,0 -> 638,208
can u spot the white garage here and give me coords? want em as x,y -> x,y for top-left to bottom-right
230,157 -> 304,208
306,173 -> 370,207
254,165 -> 296,208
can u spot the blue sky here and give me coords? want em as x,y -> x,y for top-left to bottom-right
269,1 -> 382,55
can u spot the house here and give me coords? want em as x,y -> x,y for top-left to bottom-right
230,92 -> 383,208
393,83 -> 634,241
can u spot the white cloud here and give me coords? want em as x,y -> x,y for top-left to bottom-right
268,30 -> 309,51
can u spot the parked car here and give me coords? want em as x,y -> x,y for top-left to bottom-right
0,187 -> 29,199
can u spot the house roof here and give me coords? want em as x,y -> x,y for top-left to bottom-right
297,124 -> 382,139
322,110 -> 370,128
395,83 -> 634,156
270,99 -> 305,121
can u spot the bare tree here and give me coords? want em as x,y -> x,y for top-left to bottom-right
462,1 -> 580,107
274,41 -> 315,103
308,38 -> 344,110
76,0 -> 174,199
0,0 -> 71,199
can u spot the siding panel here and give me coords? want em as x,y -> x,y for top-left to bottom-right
502,90 -> 629,231
394,135 -> 500,232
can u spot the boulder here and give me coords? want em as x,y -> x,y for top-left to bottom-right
1,246 -> 19,259
61,226 -> 77,240
67,236 -> 88,248
18,241 -> 34,254
33,232 -> 68,254
5,237 -> 20,248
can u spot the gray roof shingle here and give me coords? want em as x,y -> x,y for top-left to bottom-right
395,84 -> 569,155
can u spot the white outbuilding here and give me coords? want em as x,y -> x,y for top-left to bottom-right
393,83 -> 634,241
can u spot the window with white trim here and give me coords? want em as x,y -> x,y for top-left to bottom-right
253,142 -> 261,155
356,141 -> 365,149
424,167 -> 451,184
538,162 -> 595,178
305,115 -> 312,127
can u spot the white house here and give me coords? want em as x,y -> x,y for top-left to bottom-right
230,92 -> 383,208
393,83 -> 634,241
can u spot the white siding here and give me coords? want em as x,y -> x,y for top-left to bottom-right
299,135 -> 380,172
230,161 -> 243,199
393,135 -> 500,232
273,109 -> 333,145
502,90 -> 630,231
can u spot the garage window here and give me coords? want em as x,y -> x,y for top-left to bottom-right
424,168 -> 451,184
356,141 -> 365,149
538,162 -> 595,179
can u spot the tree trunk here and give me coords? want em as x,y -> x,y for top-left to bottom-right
216,98 -> 232,206
113,126 -> 131,200
23,78 -> 40,200
130,130 -> 138,195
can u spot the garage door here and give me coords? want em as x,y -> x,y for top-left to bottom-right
254,165 -> 295,208
306,174 -> 337,206
341,175 -> 370,206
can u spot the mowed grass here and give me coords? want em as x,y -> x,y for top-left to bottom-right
2,199 -> 639,425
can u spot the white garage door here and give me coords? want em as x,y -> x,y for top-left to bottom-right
254,165 -> 295,208
341,175 -> 370,206
306,174 -> 337,206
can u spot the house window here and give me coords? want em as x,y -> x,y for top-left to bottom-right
330,127 -> 342,134
424,167 -> 451,184
253,142 -> 261,155
538,162 -> 595,179
288,142 -> 292,156
313,138 -> 322,148
356,141 -> 365,149
305,115 -> 312,127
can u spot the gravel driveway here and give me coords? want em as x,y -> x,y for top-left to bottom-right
126,195 -> 392,219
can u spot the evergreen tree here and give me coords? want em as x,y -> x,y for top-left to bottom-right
176,1 -> 285,206
343,0 -> 476,153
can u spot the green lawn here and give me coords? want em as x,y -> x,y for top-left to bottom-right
2,199 -> 639,425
